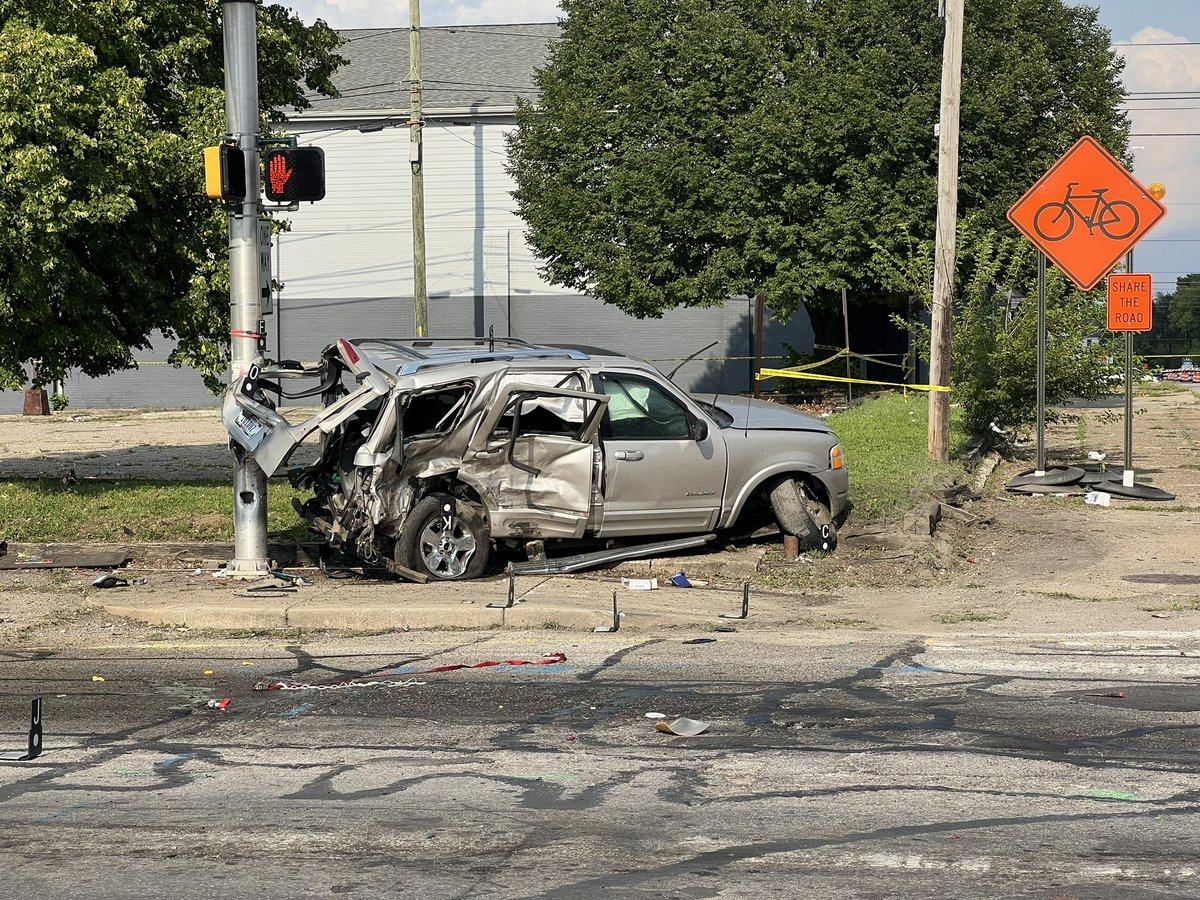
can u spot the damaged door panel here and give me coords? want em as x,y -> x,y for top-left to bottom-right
464,383 -> 608,539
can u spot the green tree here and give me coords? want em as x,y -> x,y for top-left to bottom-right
1166,275 -> 1200,345
0,0 -> 342,391
507,0 -> 1126,327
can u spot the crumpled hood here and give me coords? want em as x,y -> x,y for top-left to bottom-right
705,394 -> 832,432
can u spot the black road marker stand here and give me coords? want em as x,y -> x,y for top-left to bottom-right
1,699 -> 43,762
720,582 -> 751,620
594,591 -> 621,633
488,565 -> 519,609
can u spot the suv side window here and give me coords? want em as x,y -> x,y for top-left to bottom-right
402,384 -> 472,439
598,374 -> 691,439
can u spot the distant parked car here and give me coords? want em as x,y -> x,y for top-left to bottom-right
224,338 -> 848,580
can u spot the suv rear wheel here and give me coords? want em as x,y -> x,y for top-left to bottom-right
397,494 -> 490,580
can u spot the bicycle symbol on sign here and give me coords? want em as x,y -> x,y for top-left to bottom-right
1033,182 -> 1140,243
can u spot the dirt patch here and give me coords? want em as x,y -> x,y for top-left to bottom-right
0,407 -> 317,481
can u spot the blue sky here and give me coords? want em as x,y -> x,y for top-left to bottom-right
282,1 -> 1200,290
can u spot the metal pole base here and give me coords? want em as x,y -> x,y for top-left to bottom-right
221,557 -> 275,579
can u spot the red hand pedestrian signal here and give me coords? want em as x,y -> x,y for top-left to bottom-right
262,147 -> 325,202
268,152 -> 293,197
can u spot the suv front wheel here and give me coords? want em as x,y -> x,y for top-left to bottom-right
397,494 -> 491,580
769,477 -> 837,553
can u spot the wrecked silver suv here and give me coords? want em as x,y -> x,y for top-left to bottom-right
223,338 -> 848,580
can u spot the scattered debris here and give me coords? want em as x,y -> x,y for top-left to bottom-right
714,625 -> 737,633
670,571 -> 692,588
655,717 -> 710,736
902,500 -> 943,537
92,573 -> 129,589
683,638 -> 717,645
205,698 -> 232,710
621,577 -> 658,591
1084,490 -> 1112,507
644,712 -> 667,719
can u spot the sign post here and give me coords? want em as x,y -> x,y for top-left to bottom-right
1108,267 -> 1150,487
1005,136 -> 1166,492
1096,260 -> 1175,500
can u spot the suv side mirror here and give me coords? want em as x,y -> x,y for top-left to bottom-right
690,414 -> 709,443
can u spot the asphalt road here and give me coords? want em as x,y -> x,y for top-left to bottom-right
1,631 -> 1199,899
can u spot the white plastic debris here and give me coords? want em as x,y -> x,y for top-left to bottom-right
621,577 -> 658,591
1087,451 -> 1107,462
1084,490 -> 1111,507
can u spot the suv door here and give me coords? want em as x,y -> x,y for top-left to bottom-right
593,371 -> 727,536
463,382 -> 608,540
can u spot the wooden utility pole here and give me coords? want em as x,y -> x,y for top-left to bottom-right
410,0 -> 428,337
928,0 -> 963,462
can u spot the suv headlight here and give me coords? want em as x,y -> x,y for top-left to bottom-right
830,444 -> 844,470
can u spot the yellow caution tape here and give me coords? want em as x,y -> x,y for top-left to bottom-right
758,367 -> 951,393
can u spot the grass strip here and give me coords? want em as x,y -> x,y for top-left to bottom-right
0,478 -> 308,543
827,390 -> 967,523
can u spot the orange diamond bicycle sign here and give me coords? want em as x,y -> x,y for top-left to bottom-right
1007,136 -> 1166,291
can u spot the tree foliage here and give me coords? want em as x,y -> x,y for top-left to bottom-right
1165,275 -> 1200,344
507,0 -> 1128,321
896,222 -> 1120,437
0,0 -> 342,390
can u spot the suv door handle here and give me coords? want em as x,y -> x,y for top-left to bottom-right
614,450 -> 643,461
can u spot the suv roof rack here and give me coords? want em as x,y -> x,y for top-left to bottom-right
344,337 -> 591,376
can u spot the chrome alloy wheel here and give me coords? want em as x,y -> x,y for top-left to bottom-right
417,509 -> 478,578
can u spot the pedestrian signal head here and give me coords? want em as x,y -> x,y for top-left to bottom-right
204,144 -> 246,202
263,147 -> 326,202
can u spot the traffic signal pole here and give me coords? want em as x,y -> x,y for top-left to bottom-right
221,0 -> 272,577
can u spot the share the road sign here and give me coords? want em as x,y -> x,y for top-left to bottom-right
1007,136 -> 1166,291
1107,274 -> 1153,332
